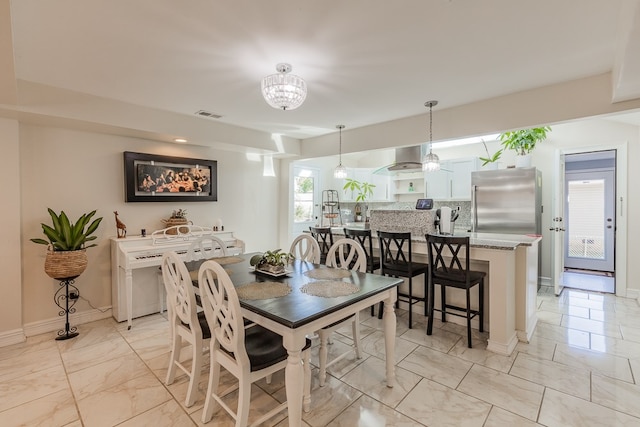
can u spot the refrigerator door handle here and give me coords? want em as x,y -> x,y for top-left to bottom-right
471,185 -> 477,232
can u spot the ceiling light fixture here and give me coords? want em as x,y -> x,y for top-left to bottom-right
261,63 -> 307,111
334,125 -> 348,179
422,100 -> 441,172
173,138 -> 188,143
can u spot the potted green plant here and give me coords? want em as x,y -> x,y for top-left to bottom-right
497,126 -> 551,167
31,208 -> 103,279
478,139 -> 502,168
249,249 -> 294,275
342,179 -> 376,221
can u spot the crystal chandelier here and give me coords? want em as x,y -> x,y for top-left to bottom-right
422,100 -> 441,172
334,125 -> 348,179
261,63 -> 307,110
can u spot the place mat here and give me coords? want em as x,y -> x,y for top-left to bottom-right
300,281 -> 360,298
303,269 -> 352,280
208,256 -> 244,265
236,281 -> 291,300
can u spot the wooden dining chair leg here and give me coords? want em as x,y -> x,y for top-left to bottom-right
202,356 -> 220,422
237,376 -> 252,427
165,334 -> 180,385
466,287 -> 473,348
479,279 -> 485,332
426,280 -> 435,335
441,286 -> 447,322
185,336 -> 204,407
408,277 -> 413,328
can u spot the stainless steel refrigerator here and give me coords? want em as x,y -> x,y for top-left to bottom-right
471,167 -> 542,235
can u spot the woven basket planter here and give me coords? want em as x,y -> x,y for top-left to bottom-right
162,217 -> 190,235
44,249 -> 88,280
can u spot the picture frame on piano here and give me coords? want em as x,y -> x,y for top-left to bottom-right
124,151 -> 218,202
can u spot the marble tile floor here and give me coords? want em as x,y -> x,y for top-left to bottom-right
2,287 -> 640,426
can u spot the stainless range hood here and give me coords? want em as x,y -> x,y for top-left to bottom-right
373,145 -> 424,175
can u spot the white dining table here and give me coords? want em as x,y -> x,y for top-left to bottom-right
200,254 -> 403,427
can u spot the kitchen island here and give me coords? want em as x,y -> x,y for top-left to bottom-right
332,210 -> 540,356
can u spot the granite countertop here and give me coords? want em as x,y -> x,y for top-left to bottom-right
330,227 -> 540,251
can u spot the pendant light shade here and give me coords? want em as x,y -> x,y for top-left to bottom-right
422,100 -> 441,172
261,63 -> 307,111
334,125 -> 348,179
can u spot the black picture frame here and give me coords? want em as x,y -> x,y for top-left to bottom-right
124,151 -> 217,202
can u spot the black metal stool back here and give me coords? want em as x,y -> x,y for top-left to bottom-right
377,231 -> 429,328
426,234 -> 485,348
309,226 -> 334,264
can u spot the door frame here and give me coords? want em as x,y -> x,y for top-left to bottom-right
556,142 -> 628,298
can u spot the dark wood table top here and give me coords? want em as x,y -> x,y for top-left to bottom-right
187,253 -> 402,329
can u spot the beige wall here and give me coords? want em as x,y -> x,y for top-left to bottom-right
0,118 -> 22,339
7,123 -> 280,341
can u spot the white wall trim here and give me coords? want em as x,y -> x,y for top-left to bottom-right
0,328 -> 26,348
22,307 -> 113,338
560,142 -> 628,298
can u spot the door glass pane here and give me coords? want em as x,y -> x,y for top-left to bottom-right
567,179 -> 604,260
294,176 -> 314,223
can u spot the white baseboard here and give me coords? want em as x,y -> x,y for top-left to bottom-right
625,287 -> 640,303
23,307 -> 113,338
0,328 -> 27,348
539,276 -> 552,287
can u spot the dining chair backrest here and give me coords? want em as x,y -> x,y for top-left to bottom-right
309,226 -> 334,263
199,259 -> 250,368
186,235 -> 229,262
162,251 -> 201,333
326,238 -> 367,273
289,234 -> 321,263
344,227 -> 380,273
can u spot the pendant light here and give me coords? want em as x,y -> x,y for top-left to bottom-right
334,125 -> 348,179
422,100 -> 441,172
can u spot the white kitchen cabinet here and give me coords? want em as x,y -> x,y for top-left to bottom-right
424,158 -> 478,200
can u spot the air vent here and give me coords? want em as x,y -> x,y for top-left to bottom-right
195,110 -> 222,119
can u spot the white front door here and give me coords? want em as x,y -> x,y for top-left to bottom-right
564,169 -> 615,272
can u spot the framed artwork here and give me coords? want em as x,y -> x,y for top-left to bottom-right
123,151 -> 217,202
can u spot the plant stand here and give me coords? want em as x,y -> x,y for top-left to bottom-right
54,277 -> 79,340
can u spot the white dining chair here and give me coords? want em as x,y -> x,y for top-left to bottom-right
289,233 -> 321,263
186,235 -> 229,261
159,235 -> 230,312
317,238 -> 366,386
198,260 -> 312,426
161,251 -> 211,407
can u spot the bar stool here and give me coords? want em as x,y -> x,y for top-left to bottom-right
426,234 -> 485,348
377,231 -> 429,328
309,226 -> 334,264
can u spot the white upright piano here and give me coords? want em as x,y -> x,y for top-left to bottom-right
111,226 -> 244,328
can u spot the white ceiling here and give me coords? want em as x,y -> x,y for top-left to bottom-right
4,0 -> 640,145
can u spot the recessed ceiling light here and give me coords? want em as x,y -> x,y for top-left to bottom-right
174,138 -> 188,143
